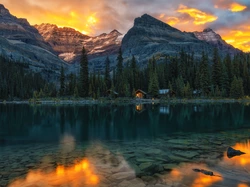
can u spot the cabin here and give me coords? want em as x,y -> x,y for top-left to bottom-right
193,90 -> 202,97
135,89 -> 147,99
106,89 -> 118,98
159,89 -> 175,98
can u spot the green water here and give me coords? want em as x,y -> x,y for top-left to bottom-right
0,103 -> 250,187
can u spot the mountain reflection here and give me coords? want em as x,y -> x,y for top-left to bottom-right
0,104 -> 250,144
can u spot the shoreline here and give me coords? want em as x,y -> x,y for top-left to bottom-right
0,98 -> 250,105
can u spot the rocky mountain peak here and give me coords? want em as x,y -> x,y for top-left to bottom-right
193,28 -> 240,55
134,14 -> 179,33
0,4 -> 10,16
203,28 -> 214,33
110,29 -> 122,35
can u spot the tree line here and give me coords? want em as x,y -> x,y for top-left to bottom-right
63,47 -> 248,99
0,47 -> 249,100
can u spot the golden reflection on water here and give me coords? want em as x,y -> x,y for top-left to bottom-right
224,140 -> 250,168
238,183 -> 250,187
168,163 -> 222,187
9,159 -> 99,187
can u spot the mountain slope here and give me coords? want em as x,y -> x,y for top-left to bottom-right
194,28 -> 241,55
0,4 -> 67,79
35,24 -> 122,63
122,14 -> 241,66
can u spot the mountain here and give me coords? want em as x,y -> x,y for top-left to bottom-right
0,4 -> 54,52
0,4 -> 68,80
194,28 -> 241,54
122,14 -> 241,66
35,24 -> 122,63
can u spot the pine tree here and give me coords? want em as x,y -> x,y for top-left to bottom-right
212,48 -> 222,90
115,48 -> 124,94
104,56 -> 111,89
148,72 -> 159,98
230,76 -> 244,99
199,51 -> 210,95
116,48 -> 123,75
59,66 -> 65,96
79,46 -> 89,97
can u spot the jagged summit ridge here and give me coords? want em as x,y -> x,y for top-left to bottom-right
0,4 -> 10,15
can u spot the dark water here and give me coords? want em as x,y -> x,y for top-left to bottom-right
0,103 -> 250,144
0,103 -> 250,187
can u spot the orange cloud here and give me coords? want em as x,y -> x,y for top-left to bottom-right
229,2 -> 247,12
177,5 -> 218,25
159,14 -> 180,26
214,1 -> 247,12
221,27 -> 250,52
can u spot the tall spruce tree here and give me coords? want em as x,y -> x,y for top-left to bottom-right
79,46 -> 89,97
212,48 -> 222,90
115,48 -> 124,94
60,66 -> 65,96
104,56 -> 111,89
199,51 -> 210,95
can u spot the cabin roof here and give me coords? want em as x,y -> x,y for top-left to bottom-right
135,89 -> 147,95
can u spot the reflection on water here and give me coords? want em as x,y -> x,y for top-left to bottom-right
222,140 -> 250,175
168,164 -> 222,187
1,103 -> 250,144
1,104 -> 250,187
231,140 -> 250,166
9,159 -> 99,187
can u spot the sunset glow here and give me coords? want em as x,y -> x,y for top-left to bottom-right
229,3 -> 247,12
0,0 -> 249,51
177,5 -> 218,25
9,159 -> 99,187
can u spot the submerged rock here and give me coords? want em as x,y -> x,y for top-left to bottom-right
193,168 -> 213,176
227,147 -> 245,158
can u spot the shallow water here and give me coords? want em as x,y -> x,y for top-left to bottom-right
0,103 -> 250,187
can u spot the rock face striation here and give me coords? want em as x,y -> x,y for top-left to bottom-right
35,24 -> 122,63
194,28 -> 241,55
0,4 -> 67,80
122,14 -> 241,66
0,4 -> 53,52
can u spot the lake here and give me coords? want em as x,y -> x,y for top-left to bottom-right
0,103 -> 250,187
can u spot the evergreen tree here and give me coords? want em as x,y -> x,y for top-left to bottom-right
79,46 -> 89,97
148,72 -> 159,98
199,51 -> 210,95
104,56 -> 111,89
230,76 -> 244,99
59,66 -> 65,96
212,48 -> 222,90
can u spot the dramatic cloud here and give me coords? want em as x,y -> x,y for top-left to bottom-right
229,2 -> 247,12
214,1 -> 247,12
0,0 -> 249,51
177,4 -> 218,25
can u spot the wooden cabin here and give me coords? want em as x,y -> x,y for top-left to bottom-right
106,89 -> 118,98
135,89 -> 147,99
159,89 -> 175,98
193,90 -> 202,97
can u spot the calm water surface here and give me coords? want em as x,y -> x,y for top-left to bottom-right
0,103 -> 250,187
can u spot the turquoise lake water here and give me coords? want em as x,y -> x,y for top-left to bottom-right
0,103 -> 250,187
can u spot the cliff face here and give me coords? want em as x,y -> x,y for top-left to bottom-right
0,5 -> 53,52
121,14 -> 241,66
35,24 -> 122,63
0,4 -> 67,80
194,28 -> 241,55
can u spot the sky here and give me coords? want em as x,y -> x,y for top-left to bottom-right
0,0 -> 249,52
